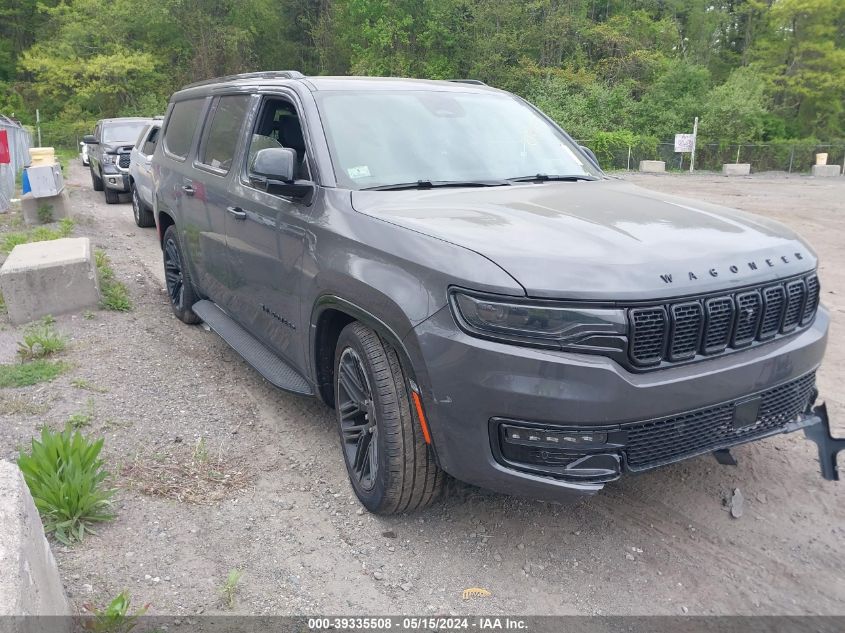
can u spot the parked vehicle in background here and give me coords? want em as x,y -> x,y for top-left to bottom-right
129,120 -> 161,227
152,72 -> 839,514
79,141 -> 89,166
84,117 -> 155,204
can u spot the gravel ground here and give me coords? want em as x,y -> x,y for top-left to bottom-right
0,165 -> 843,617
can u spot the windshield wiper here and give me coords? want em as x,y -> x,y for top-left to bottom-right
507,174 -> 598,183
363,179 -> 510,191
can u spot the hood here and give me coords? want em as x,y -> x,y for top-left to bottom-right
351,179 -> 816,300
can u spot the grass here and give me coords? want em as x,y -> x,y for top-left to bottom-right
71,378 -> 108,393
220,569 -> 243,609
0,292 -> 5,315
120,444 -> 252,505
0,395 -> 50,416
17,424 -> 115,545
37,202 -> 54,224
68,398 -> 96,429
82,591 -> 149,633
0,360 -> 68,387
95,250 -> 132,311
0,217 -> 75,253
17,317 -> 67,360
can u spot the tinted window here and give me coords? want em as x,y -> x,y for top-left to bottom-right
142,127 -> 160,156
164,99 -> 204,159
245,98 -> 310,180
199,95 -> 251,173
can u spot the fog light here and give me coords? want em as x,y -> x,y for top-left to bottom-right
502,424 -> 607,448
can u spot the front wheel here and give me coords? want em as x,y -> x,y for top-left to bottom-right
104,186 -> 120,204
131,183 -> 155,227
91,167 -> 104,192
334,322 -> 444,514
162,225 -> 201,324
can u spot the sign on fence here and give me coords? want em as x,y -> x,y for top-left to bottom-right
674,134 -> 695,153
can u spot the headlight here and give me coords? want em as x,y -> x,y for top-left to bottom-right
450,290 -> 628,354
102,153 -> 116,165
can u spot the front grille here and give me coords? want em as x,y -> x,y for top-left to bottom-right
624,371 -> 816,470
118,154 -> 131,169
628,273 -> 819,368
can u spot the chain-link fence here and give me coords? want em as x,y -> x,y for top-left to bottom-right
581,139 -> 845,174
1,114 -> 32,212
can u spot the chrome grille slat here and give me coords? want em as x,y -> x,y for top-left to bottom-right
628,273 -> 819,368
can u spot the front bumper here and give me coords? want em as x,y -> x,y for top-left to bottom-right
103,170 -> 130,192
407,305 -> 835,501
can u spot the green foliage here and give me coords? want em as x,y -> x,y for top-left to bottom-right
94,250 -> 132,312
16,424 -> 115,545
1,0 -> 842,147
0,360 -> 68,387
68,398 -> 95,429
17,317 -> 67,360
220,569 -> 243,609
0,218 -> 75,253
82,591 -> 148,633
37,203 -> 53,224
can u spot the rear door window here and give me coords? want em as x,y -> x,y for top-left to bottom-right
197,95 -> 251,173
163,99 -> 204,159
142,127 -> 160,156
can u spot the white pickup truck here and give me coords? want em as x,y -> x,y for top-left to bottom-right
129,120 -> 161,227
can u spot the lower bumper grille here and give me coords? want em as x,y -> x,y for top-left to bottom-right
624,371 -> 816,470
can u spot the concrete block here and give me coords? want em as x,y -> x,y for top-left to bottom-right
639,160 -> 665,173
722,163 -> 751,176
20,191 -> 71,226
0,238 -> 100,325
0,461 -> 71,617
811,164 -> 841,177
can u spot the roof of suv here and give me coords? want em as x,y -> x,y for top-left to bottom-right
174,72 -> 500,100
98,117 -> 157,125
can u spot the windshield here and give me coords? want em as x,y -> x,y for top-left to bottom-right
103,121 -> 149,144
315,90 -> 601,190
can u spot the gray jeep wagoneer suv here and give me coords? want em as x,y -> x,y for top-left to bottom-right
151,71 -> 841,514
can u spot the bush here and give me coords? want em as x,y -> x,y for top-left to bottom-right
17,425 -> 115,544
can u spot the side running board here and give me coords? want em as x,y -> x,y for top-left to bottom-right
192,300 -> 313,396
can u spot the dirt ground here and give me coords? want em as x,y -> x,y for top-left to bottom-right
1,165 -> 843,617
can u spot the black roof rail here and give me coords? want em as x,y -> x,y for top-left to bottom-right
182,70 -> 305,90
447,79 -> 488,86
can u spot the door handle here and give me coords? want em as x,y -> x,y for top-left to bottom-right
182,184 -> 195,196
227,206 -> 247,219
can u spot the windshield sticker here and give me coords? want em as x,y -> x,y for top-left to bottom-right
347,165 -> 371,179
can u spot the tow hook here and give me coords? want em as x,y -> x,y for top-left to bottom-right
802,403 -> 844,481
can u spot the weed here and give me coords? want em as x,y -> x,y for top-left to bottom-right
0,360 -> 68,387
0,292 -> 5,315
83,310 -> 96,320
68,398 -> 96,428
37,203 -> 54,224
193,437 -> 209,464
220,569 -> 243,609
94,250 -> 132,311
82,591 -> 149,633
17,424 -> 115,544
0,395 -> 50,416
71,378 -> 108,393
0,218 -> 76,253
17,317 -> 67,360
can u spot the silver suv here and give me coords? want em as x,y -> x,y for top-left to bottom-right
129,120 -> 161,227
151,71 -> 841,513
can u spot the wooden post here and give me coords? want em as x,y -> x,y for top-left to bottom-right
689,116 -> 698,173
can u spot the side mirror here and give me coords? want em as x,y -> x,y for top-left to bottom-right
579,145 -> 600,168
83,134 -> 98,144
249,147 -> 313,200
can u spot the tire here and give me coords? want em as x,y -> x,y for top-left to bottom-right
131,183 -> 155,227
104,186 -> 120,204
91,166 -> 104,191
162,225 -> 201,324
334,322 -> 444,514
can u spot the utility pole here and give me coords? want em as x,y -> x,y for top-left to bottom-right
689,116 -> 698,173
36,109 -> 42,147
